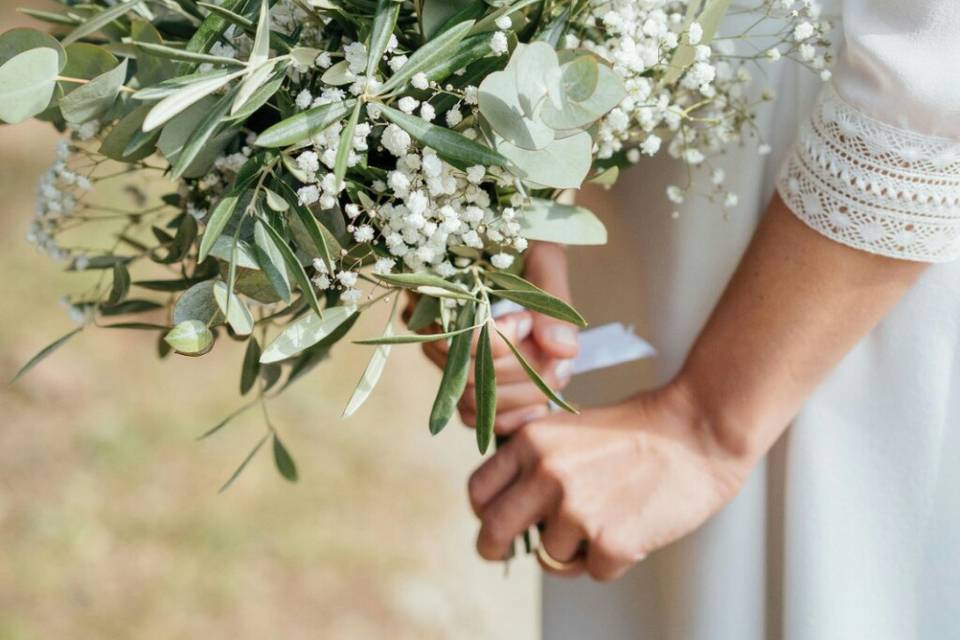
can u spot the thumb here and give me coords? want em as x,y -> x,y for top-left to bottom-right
531,315 -> 579,360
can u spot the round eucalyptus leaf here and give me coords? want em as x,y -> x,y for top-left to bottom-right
164,320 -> 214,355
60,58 -> 128,124
540,62 -> 626,131
559,53 -> 599,102
61,43 -> 118,89
513,42 -> 560,117
497,130 -> 593,189
0,48 -> 60,124
478,63 -> 554,151
213,281 -> 255,336
173,280 -> 223,325
0,27 -> 66,70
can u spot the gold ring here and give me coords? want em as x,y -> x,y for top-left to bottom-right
536,545 -> 580,571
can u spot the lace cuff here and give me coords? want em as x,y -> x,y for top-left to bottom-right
777,85 -> 960,262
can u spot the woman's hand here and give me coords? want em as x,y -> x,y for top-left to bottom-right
467,383 -> 753,581
419,242 -> 580,434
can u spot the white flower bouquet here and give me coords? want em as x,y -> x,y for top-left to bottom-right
4,0 -> 828,486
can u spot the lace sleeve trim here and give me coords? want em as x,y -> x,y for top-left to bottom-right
776,85 -> 960,262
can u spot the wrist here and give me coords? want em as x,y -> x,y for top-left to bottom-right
653,373 -> 766,470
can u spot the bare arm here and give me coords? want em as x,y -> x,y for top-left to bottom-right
465,194 -> 928,580
677,193 -> 927,462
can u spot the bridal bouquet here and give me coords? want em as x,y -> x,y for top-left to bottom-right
5,0 -> 828,486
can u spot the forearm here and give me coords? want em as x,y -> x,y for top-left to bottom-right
671,195 -> 927,463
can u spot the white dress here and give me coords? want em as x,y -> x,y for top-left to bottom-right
545,1 -> 960,638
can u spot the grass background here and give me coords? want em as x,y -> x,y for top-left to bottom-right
0,3 -> 539,637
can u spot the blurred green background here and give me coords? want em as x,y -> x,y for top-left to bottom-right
0,4 -> 538,638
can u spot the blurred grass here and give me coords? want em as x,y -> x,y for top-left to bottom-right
0,5 -> 537,638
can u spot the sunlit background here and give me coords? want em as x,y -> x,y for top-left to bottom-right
0,3 -> 542,638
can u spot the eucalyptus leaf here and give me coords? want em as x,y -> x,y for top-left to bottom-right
518,198 -> 607,245
260,305 -> 354,363
174,280 -> 223,324
478,59 -> 554,151
540,60 -> 626,131
164,319 -> 214,355
60,59 -> 128,124
497,130 -> 592,189
0,48 -> 60,124
0,27 -> 66,69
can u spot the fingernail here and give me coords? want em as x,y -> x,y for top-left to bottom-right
554,359 -> 574,382
515,315 -> 533,341
549,326 -> 578,348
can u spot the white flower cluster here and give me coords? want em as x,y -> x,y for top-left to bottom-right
575,0 -> 829,200
294,118 -> 372,209
27,141 -> 92,262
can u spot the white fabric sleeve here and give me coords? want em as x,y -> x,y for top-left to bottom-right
776,0 -> 960,262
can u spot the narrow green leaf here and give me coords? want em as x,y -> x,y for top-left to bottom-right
62,0 -> 142,46
143,68 -> 243,131
260,305 -> 354,363
335,100 -> 361,189
407,294 -> 439,332
213,280 -> 255,336
375,271 -> 470,294
240,337 -> 261,395
197,400 -> 257,439
493,289 -> 586,327
198,191 -> 241,261
219,432 -> 269,493
248,0 -> 271,68
108,263 -> 131,305
171,83 -> 239,179
274,180 -> 336,271
226,65 -> 285,121
99,299 -> 164,315
343,312 -> 394,417
10,327 -> 83,384
254,99 -> 354,147
378,19 -> 474,94
132,69 -> 233,100
231,59 -> 276,115
256,216 -> 324,317
429,302 -> 475,435
379,104 -> 509,169
496,328 -> 577,414
272,435 -> 298,482
253,219 -> 292,301
134,41 -> 247,67
367,0 -> 401,77
353,323 -> 477,345
474,323 -> 496,453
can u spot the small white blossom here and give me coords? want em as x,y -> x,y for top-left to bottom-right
446,107 -> 463,127
397,96 -> 419,113
373,257 -> 395,275
382,124 -> 411,157
490,31 -> 509,56
495,15 -> 513,30
337,270 -> 359,287
411,72 -> 429,90
296,89 -> 313,110
687,22 -> 703,45
353,224 -> 375,243
491,253 -> 514,269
